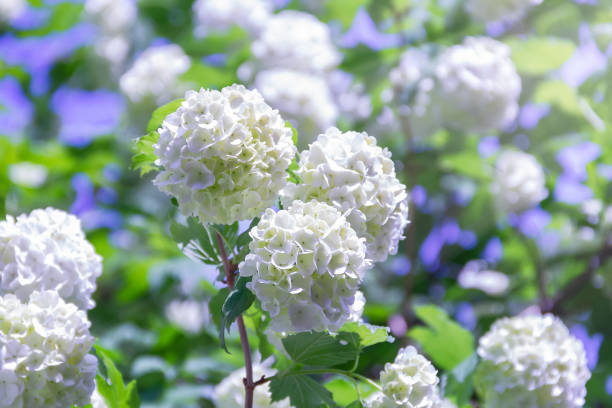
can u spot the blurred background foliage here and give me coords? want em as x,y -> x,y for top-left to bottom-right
1,0 -> 612,406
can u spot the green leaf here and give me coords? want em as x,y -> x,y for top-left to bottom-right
95,346 -> 140,408
408,305 -> 474,371
339,322 -> 393,348
440,152 -> 488,181
170,217 -> 219,263
146,99 -> 184,133
346,401 -> 365,408
282,331 -> 358,367
444,353 -> 478,406
285,121 -> 298,146
325,377 -> 376,406
270,375 -> 338,407
506,37 -> 575,75
179,61 -> 236,89
533,80 -> 582,116
219,277 -> 255,351
131,131 -> 159,176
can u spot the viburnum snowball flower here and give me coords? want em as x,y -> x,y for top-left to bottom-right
120,44 -> 191,104
90,387 -> 109,408
378,346 -> 442,407
474,314 -> 590,408
492,150 -> 548,213
214,361 -> 293,408
254,69 -> 338,141
0,291 -> 97,408
0,0 -> 25,22
466,0 -> 542,24
239,200 -> 369,333
84,0 -> 137,64
281,128 -> 409,263
0,207 -> 102,310
433,37 -> 521,133
192,0 -> 272,37
153,84 -> 296,225
251,10 -> 341,73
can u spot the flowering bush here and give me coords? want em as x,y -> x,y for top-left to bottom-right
1,0 -> 612,407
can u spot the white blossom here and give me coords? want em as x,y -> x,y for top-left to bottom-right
474,314 -> 590,408
0,0 -> 26,22
214,360 -> 293,408
328,70 -> 373,122
84,0 -> 137,65
457,260 -> 510,296
153,84 -> 296,225
0,291 -> 97,408
369,346 -> 441,408
90,387 -> 109,408
192,0 -> 272,37
0,207 -> 102,310
8,162 -> 47,188
120,44 -> 191,104
165,299 -> 208,334
254,69 -> 338,142
466,0 -> 542,24
281,128 -> 409,263
239,200 -> 369,333
432,37 -> 521,133
348,290 -> 366,322
492,150 -> 548,213
251,10 -> 341,74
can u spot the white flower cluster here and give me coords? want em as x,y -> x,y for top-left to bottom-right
0,291 -> 97,408
165,299 -> 208,334
390,37 -> 521,137
214,361 -> 293,408
281,128 -> 409,263
0,207 -> 103,310
474,314 -> 590,408
458,260 -> 510,296
366,346 -> 442,408
433,37 -> 521,133
466,0 -> 542,24
153,84 -> 296,225
0,0 -> 26,22
192,0 -> 272,37
84,0 -> 137,65
254,69 -> 338,138
491,150 -> 548,213
90,387 -> 109,408
239,201 -> 369,333
120,44 -> 191,104
251,10 -> 341,74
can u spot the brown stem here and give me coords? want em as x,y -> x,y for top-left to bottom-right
549,235 -> 612,315
214,231 -> 255,408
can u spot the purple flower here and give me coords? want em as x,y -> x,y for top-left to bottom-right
51,87 -> 124,147
340,7 -> 401,51
482,236 -> 503,264
202,54 -> 227,67
0,76 -> 34,137
80,208 -> 123,230
458,230 -> 477,249
455,302 -> 476,330
536,229 -> 560,256
10,7 -> 50,30
485,21 -> 507,37
0,25 -> 95,94
420,227 -> 444,271
390,255 -> 411,276
554,174 -> 593,204
420,219 -> 474,270
606,375 -> 612,396
478,136 -> 500,158
96,187 -> 118,205
70,173 -> 96,215
570,324 -> 603,370
103,164 -> 122,182
388,314 -> 407,337
519,103 -> 550,130
411,185 -> 427,208
511,207 -> 552,238
559,24 -> 607,88
556,142 -> 601,181
597,163 -> 612,180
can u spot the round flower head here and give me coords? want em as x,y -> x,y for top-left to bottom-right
0,207 -> 103,310
474,314 -> 590,408
281,128 -> 409,263
214,360 -> 293,407
251,10 -> 341,73
466,0 -> 542,24
120,44 -> 191,104
0,291 -> 97,408
192,0 -> 272,37
432,37 -> 521,133
84,0 -> 137,65
153,84 -> 296,225
492,150 -> 548,213
0,0 -> 26,22
378,346 -> 441,407
254,69 -> 338,144
239,200 -> 369,333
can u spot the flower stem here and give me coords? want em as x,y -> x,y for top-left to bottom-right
215,230 -> 255,408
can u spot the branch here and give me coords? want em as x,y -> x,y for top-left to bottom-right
548,235 -> 612,315
215,231 -> 255,408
